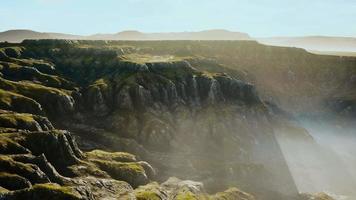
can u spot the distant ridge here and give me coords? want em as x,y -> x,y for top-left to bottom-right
258,36 -> 356,53
2,29 -> 356,54
0,29 -> 251,43
0,29 -> 82,42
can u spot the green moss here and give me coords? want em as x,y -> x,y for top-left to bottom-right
0,77 -> 71,97
0,112 -> 42,131
0,77 -> 74,116
67,160 -> 109,178
212,187 -> 255,200
3,183 -> 85,200
0,155 -> 47,184
135,190 -> 161,200
32,183 -> 74,196
91,159 -> 147,187
0,89 -> 19,106
85,150 -> 136,162
134,182 -> 164,200
175,190 -> 199,200
0,61 -> 75,90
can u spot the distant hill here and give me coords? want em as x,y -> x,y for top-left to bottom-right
0,29 -> 251,42
258,36 -> 356,53
2,30 -> 356,54
0,29 -> 82,43
87,29 -> 252,40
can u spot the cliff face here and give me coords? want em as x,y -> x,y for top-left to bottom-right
0,40 -> 341,200
0,44 -> 260,200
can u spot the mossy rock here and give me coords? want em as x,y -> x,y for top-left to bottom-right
0,77 -> 75,117
0,136 -> 30,154
85,150 -> 136,162
0,111 -> 52,131
2,183 -> 89,200
174,190 -> 200,200
0,62 -> 75,90
212,187 -> 255,200
134,182 -> 167,200
0,172 -> 31,190
136,190 -> 162,200
0,89 -> 43,115
91,159 -> 148,187
13,130 -> 82,168
0,156 -> 50,184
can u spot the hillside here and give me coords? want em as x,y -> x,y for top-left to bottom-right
1,40 -> 354,199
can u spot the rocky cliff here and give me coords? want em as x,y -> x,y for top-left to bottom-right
0,40 -> 341,200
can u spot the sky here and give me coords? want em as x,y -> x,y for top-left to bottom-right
0,0 -> 356,37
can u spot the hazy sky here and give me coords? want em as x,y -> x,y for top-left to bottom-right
1,0 -> 356,37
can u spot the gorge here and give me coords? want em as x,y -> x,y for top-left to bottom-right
0,39 -> 355,200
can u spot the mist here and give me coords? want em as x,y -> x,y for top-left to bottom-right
274,117 -> 356,199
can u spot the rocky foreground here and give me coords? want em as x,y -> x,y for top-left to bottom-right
0,40 -> 337,200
